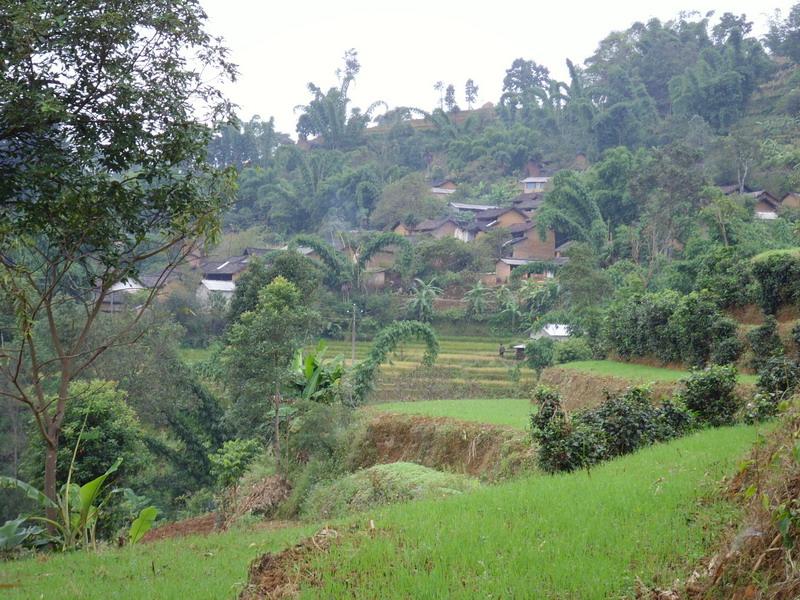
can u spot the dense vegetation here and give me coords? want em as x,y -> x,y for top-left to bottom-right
5,2 -> 800,597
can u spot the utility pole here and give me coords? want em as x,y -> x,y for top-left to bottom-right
351,303 -> 357,364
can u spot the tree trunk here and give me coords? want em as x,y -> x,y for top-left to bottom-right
273,383 -> 281,473
44,436 -> 59,523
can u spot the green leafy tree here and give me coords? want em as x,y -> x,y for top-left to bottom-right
228,252 -> 322,324
0,0 -> 235,508
558,243 -> 613,310
224,277 -> 320,471
369,173 -> 445,229
23,380 -> 146,491
767,4 -> 800,63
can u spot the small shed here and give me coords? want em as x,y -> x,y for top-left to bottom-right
513,344 -> 527,360
530,324 -> 571,341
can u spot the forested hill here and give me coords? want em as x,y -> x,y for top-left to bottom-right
207,9 -> 800,249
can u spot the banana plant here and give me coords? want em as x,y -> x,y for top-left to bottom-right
0,517 -> 45,552
290,341 -> 344,404
128,506 -> 158,545
0,458 -> 123,551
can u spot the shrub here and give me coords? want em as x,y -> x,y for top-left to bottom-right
525,338 -> 555,372
603,290 -> 740,367
748,316 -> 784,371
756,356 -> 800,397
751,250 -> 800,314
694,246 -> 755,308
653,399 -> 696,441
552,337 -> 593,364
576,387 -> 658,458
530,387 -> 606,473
667,291 -> 742,367
711,334 -> 743,366
741,392 -> 782,424
209,439 -> 262,489
679,365 -> 740,427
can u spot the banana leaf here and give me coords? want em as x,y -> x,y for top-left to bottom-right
129,506 -> 158,545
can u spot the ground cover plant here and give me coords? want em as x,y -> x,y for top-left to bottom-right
368,398 -> 531,429
293,425 -> 763,599
0,521 -> 317,600
0,425 -> 764,599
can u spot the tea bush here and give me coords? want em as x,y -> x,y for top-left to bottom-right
678,365 -> 740,426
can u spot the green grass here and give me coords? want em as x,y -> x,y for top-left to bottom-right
178,347 -> 213,365
0,522 -> 316,600
368,398 -> 532,429
1,425 -> 763,599
558,359 -> 758,385
300,424 -> 762,599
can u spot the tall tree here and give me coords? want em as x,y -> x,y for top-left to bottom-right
295,49 -> 386,149
434,81 -> 445,110
502,58 -> 551,95
766,4 -> 800,63
444,84 -> 459,112
0,0 -> 235,509
465,79 -> 479,109
537,171 -> 608,253
224,277 -> 320,471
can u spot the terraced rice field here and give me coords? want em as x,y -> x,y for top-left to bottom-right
368,398 -> 532,429
321,336 -> 534,400
558,360 -> 759,385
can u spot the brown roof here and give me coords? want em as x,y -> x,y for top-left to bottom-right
475,207 -> 529,223
507,221 -> 535,234
414,218 -> 459,232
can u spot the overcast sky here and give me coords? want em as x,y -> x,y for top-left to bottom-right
200,0 -> 796,136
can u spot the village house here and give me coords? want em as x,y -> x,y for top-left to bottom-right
448,201 -> 499,214
510,192 -> 545,214
101,272 -> 182,313
520,176 -> 550,194
506,226 -> 556,261
412,217 -> 473,242
430,178 -> 458,196
718,184 -> 782,220
472,207 -> 530,236
197,255 -> 251,303
492,258 -> 559,285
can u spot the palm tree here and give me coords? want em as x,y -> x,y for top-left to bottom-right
293,232 -> 412,297
294,50 -> 386,149
464,281 -> 489,318
407,278 -> 442,322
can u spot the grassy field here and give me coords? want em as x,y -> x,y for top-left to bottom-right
0,522 -> 316,600
368,398 -> 532,429
0,424 -> 764,599
558,359 -> 758,385
300,424 -> 762,599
